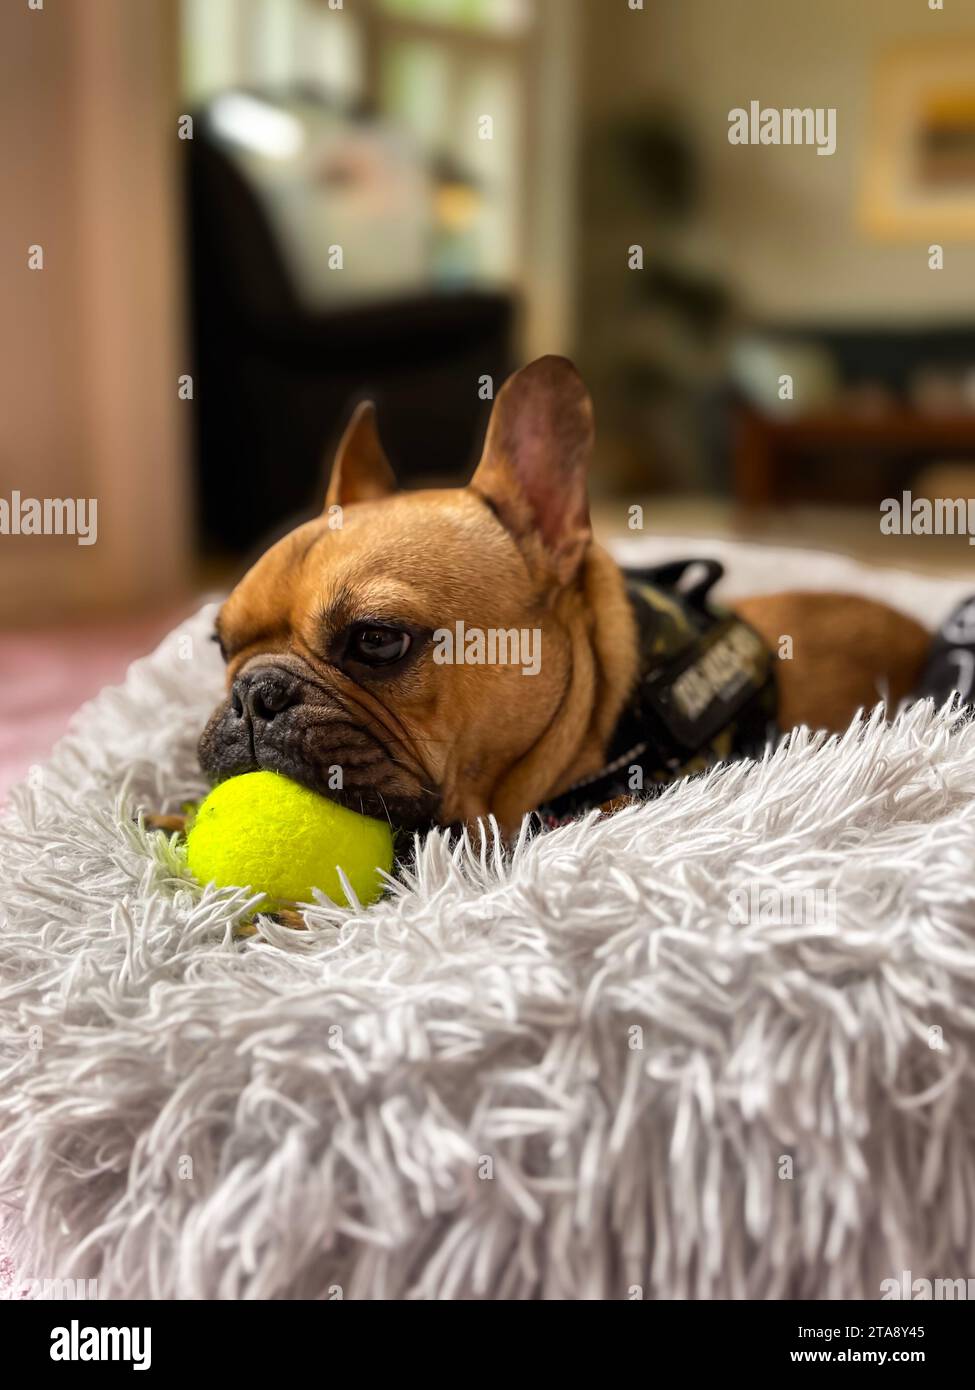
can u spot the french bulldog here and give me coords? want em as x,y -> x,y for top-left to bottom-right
193,356 -> 930,836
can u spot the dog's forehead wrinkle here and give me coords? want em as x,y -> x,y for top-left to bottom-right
306,589 -> 425,639
298,527 -> 527,627
339,486 -> 512,542
295,523 -> 328,565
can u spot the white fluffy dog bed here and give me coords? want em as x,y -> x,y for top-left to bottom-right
1,539 -> 974,1300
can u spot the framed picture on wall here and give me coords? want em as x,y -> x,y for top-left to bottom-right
860,40 -> 975,239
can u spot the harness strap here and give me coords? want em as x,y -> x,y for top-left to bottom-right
537,559 -> 778,826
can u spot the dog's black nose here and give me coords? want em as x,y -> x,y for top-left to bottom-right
231,671 -> 297,723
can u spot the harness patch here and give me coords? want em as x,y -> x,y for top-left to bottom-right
644,617 -> 771,750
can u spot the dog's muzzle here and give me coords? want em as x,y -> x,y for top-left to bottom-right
197,662 -> 439,830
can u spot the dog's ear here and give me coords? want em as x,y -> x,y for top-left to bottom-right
469,356 -> 593,586
325,402 -> 397,509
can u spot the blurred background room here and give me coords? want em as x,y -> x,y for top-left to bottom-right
2,0 -> 975,795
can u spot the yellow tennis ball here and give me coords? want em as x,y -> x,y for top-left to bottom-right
185,770 -> 394,908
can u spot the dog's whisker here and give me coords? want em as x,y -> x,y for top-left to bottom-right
383,754 -> 439,802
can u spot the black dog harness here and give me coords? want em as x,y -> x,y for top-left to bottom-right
538,559 -> 779,825
537,564 -> 975,827
914,594 -> 975,708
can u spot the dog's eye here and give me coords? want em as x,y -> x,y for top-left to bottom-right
210,630 -> 227,662
347,624 -> 411,667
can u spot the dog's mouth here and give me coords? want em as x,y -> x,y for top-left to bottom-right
197,681 -> 440,832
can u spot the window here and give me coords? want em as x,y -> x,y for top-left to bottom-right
180,0 -> 572,347
379,0 -> 531,35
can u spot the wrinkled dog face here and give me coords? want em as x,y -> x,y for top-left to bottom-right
198,491 -> 531,830
198,357 -> 598,831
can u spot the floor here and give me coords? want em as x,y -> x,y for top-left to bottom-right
0,607 -> 194,802
591,498 -> 975,577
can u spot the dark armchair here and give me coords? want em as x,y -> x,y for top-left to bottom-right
185,103 -> 515,552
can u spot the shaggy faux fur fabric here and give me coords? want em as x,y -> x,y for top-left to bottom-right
2,553 -> 975,1299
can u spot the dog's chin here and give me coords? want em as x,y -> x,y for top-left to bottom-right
197,709 -> 440,832
261,752 -> 438,832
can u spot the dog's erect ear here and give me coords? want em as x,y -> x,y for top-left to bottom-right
325,402 -> 397,509
469,356 -> 593,586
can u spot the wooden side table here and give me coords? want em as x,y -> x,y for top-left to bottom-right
734,405 -> 975,513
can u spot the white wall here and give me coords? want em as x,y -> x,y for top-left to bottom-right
581,0 -> 975,324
